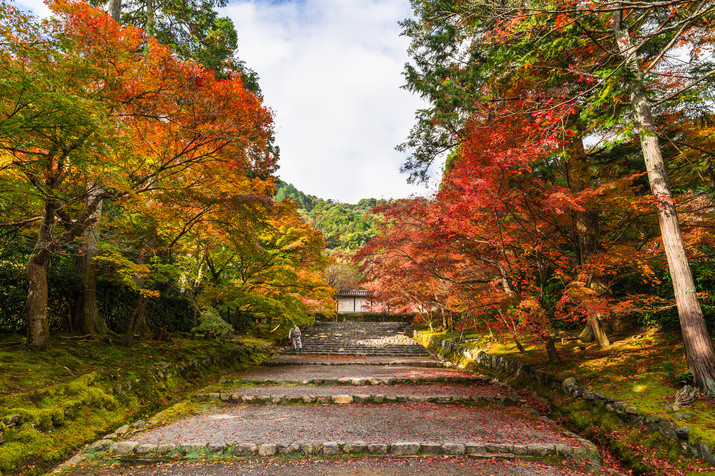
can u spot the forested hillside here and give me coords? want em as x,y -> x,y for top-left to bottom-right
275,182 -> 385,253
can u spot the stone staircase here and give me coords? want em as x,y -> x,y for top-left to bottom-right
296,321 -> 430,357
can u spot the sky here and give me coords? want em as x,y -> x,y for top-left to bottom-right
15,0 -> 434,203
219,0 -> 434,203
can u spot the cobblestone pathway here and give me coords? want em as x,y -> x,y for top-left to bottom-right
60,322 -> 604,475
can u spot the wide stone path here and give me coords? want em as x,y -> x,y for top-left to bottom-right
62,321 -> 602,475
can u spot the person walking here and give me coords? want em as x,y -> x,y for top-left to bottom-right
288,325 -> 302,353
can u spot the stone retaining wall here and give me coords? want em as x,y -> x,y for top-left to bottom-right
413,331 -> 715,466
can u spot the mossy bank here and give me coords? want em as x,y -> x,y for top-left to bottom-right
0,335 -> 274,475
414,330 -> 715,475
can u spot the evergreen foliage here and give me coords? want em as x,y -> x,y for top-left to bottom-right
275,181 -> 384,252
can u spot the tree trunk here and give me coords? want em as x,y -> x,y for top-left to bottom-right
74,192 -> 107,336
614,6 -> 715,395
513,335 -> 526,354
544,337 -> 561,364
125,295 -> 149,346
589,316 -> 610,349
26,255 -> 50,350
26,203 -> 57,350
124,245 -> 152,346
108,0 -> 121,22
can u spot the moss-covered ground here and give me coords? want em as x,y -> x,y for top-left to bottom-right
419,327 -> 715,475
0,333 -> 274,475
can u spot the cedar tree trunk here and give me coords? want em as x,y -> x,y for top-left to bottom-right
614,6 -> 715,395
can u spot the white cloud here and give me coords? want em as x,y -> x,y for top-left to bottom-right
14,0 -> 435,203
221,0 -> 434,203
15,0 -> 51,18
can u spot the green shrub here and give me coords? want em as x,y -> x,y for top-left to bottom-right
192,307 -> 233,338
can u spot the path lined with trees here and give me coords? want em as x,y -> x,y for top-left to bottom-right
61,321 -> 603,475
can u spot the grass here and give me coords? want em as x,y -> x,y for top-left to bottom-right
419,326 -> 715,475
0,333 -> 274,475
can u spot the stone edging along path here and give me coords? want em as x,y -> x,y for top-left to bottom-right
98,439 -> 598,459
192,392 -> 524,405
413,331 -> 715,467
260,360 -> 446,367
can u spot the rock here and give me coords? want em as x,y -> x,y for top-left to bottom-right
258,444 -> 277,456
391,442 -> 420,456
115,425 -> 130,435
658,420 -> 677,440
486,443 -> 511,454
420,443 -> 442,455
554,444 -> 573,456
277,443 -> 299,454
367,443 -> 388,454
343,441 -> 367,453
2,414 -> 21,427
700,442 -> 715,465
300,443 -> 321,455
353,395 -> 372,403
373,395 -> 385,403
109,441 -> 138,455
332,395 -> 353,404
87,439 -> 113,451
181,443 -> 205,453
465,444 -> 488,455
527,443 -> 555,456
135,443 -> 157,454
511,445 -> 529,455
675,426 -> 691,439
322,442 -> 339,455
233,443 -> 257,456
156,443 -> 176,454
208,443 -> 226,454
132,420 -> 146,429
625,406 -> 638,415
301,396 -> 316,404
561,377 -> 578,393
442,443 -> 466,455
673,412 -> 694,420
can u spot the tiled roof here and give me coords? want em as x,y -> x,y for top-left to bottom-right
334,289 -> 375,298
